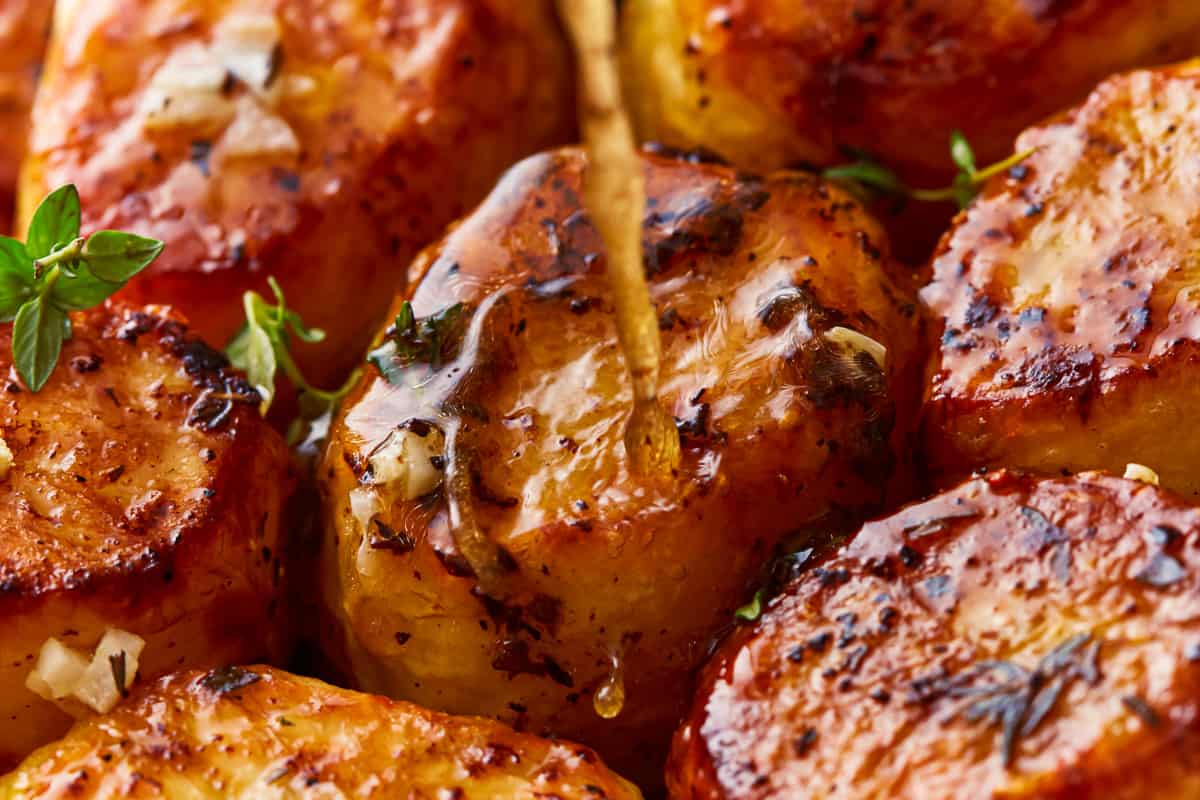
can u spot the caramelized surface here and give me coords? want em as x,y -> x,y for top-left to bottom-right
320,147 -> 921,783
620,0 -> 1200,261
22,0 -> 574,384
0,665 -> 642,799
0,0 -> 50,231
921,60 -> 1200,497
670,471 -> 1200,798
0,303 -> 292,765
621,0 -> 1200,179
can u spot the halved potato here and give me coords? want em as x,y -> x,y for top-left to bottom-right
319,146 -> 922,783
0,665 -> 641,799
21,0 -> 574,385
921,59 -> 1200,497
670,470 -> 1200,798
0,302 -> 292,766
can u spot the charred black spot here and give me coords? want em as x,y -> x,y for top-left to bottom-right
368,518 -> 415,554
491,640 -> 574,687
200,666 -> 261,695
963,291 -> 998,329
189,140 -> 212,177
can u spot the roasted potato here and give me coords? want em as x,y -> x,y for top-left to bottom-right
0,302 -> 292,767
921,60 -> 1200,497
670,470 -> 1200,798
0,665 -> 642,799
621,0 -> 1200,180
620,0 -> 1200,262
0,0 -> 51,231
319,146 -> 922,783
21,0 -> 574,386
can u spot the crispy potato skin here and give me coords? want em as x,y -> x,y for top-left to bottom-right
22,0 -> 574,385
0,1 -> 50,231
620,0 -> 1200,262
0,303 -> 292,767
0,665 -> 642,799
319,147 -> 922,783
670,470 -> 1200,799
621,0 -> 1200,179
921,60 -> 1200,497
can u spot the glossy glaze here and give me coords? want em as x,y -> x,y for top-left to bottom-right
0,665 -> 642,798
0,302 -> 292,766
22,0 -> 574,385
670,470 -> 1200,798
318,146 -> 922,784
921,59 -> 1200,497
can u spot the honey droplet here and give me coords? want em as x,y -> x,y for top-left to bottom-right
593,653 -> 625,719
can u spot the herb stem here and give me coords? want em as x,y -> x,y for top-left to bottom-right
32,237 -> 83,277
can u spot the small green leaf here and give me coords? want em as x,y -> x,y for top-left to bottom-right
950,130 -> 977,176
80,230 -> 164,282
734,589 -> 764,623
394,301 -> 415,333
0,272 -> 34,322
27,185 -> 81,260
0,236 -> 33,280
47,266 -> 123,312
822,160 -> 906,195
230,317 -> 276,415
13,298 -> 66,391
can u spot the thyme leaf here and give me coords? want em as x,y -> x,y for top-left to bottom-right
823,131 -> 1036,210
367,301 -> 468,384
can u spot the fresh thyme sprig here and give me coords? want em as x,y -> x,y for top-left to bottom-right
367,300 -> 467,384
225,276 -> 359,434
823,131 -> 1035,209
0,185 -> 164,391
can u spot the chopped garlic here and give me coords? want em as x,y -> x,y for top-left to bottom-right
220,96 -> 300,157
26,629 -> 145,714
824,326 -> 887,368
368,428 -> 445,502
0,434 -> 12,479
213,12 -> 282,92
140,46 -> 236,132
1124,463 -> 1160,486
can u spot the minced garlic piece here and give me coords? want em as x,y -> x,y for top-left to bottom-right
1124,463 -> 1160,486
368,428 -> 445,502
212,12 -> 282,92
220,96 -> 300,157
0,435 -> 13,479
26,629 -> 145,714
824,326 -> 887,368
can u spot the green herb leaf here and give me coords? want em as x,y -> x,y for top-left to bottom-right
4,186 -> 166,391
26,185 -> 81,260
80,230 -> 165,283
949,130 -> 977,176
824,134 -> 1035,210
13,297 -> 65,391
822,160 -> 906,195
734,589 -> 764,623
367,301 -> 467,384
225,276 -> 358,428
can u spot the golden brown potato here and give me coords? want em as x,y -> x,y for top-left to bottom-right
0,302 -> 292,767
620,0 -> 1200,262
21,0 -> 574,386
921,59 -> 1200,498
670,470 -> 1200,799
0,665 -> 642,799
0,1 -> 50,231
319,146 -> 922,783
621,0 -> 1200,179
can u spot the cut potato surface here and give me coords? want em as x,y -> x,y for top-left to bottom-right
319,146 -> 922,784
0,302 -> 292,767
22,0 -> 574,385
0,665 -> 642,799
922,59 -> 1200,497
670,470 -> 1200,798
